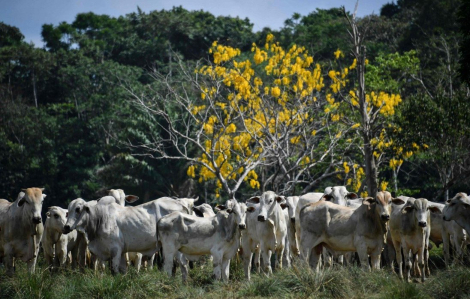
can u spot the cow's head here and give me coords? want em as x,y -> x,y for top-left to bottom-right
63,198 -> 87,234
443,192 -> 470,222
107,189 -> 139,206
322,186 -> 357,206
363,191 -> 392,222
400,197 -> 439,227
18,187 -> 46,225
280,196 -> 299,223
46,206 -> 68,232
218,199 -> 247,229
246,191 -> 283,222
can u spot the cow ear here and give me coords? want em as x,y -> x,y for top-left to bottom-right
275,196 -> 284,203
193,207 -> 204,217
402,205 -> 414,214
322,194 -> 333,201
85,206 -> 90,213
226,208 -> 233,214
46,212 -> 51,217
125,195 -> 139,203
428,206 -> 441,214
246,206 -> 256,213
346,192 -> 358,199
217,205 -> 227,211
391,198 -> 406,205
446,199 -> 452,204
247,196 -> 260,204
18,197 -> 26,207
280,203 -> 288,210
362,197 -> 375,205
42,194 -> 47,200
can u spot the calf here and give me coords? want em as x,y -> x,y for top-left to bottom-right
42,206 -> 84,270
242,191 -> 288,280
158,199 -> 247,281
390,197 -> 440,282
300,191 -> 392,271
0,188 -> 45,276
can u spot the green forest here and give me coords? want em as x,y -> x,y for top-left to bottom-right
1,0 -> 469,208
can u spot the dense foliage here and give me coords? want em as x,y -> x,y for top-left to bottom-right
1,2 -> 469,208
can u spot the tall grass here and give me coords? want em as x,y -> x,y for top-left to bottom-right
1,247 -> 470,299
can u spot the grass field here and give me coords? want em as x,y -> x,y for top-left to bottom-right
1,246 -> 470,299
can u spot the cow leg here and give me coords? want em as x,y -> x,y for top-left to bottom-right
177,253 -> 189,282
402,247 -> 412,282
71,245 -> 79,270
423,245 -> 430,279
57,244 -> 67,270
147,254 -> 155,270
212,254 -> 223,280
163,245 -> 177,277
241,238 -> 254,280
393,241 -> 403,280
370,252 -> 381,270
387,242 -> 396,273
275,240 -> 285,270
27,256 -> 38,274
357,248 -> 371,271
260,245 -> 273,275
44,249 -> 54,271
442,232 -> 451,266
243,251 -> 253,281
309,245 -> 322,272
221,258 -> 231,282
4,253 -> 15,277
254,246 -> 261,274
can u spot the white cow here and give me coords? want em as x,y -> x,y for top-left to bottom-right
428,201 -> 466,266
389,197 -> 440,282
0,188 -> 45,276
242,191 -> 288,280
443,193 -> 470,234
63,196 -> 193,274
42,206 -> 84,270
300,191 -> 392,271
158,199 -> 247,281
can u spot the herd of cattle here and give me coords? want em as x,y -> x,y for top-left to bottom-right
1,186 -> 470,283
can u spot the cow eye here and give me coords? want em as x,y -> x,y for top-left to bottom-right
269,200 -> 273,203
54,214 -> 59,219
75,207 -> 80,213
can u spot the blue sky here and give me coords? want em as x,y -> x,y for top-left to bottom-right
1,0 -> 391,47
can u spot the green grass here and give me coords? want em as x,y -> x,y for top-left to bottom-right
2,247 -> 470,299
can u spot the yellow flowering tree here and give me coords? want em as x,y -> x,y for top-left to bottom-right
126,11 -> 419,199
129,34 -> 354,199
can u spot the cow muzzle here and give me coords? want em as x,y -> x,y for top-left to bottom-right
418,221 -> 427,227
290,217 -> 295,223
32,216 -> 42,224
381,214 -> 390,221
257,215 -> 266,222
63,225 -> 72,234
239,224 -> 246,230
